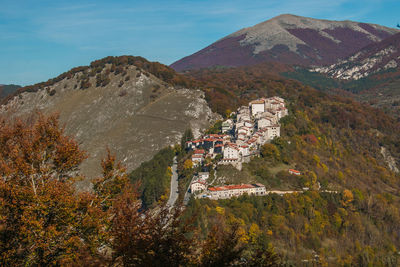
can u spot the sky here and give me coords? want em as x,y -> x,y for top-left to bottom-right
1,0 -> 399,86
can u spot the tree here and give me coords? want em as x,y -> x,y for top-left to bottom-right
93,149 -> 129,210
199,221 -> 244,266
183,159 -> 193,170
180,128 -> 194,150
0,114 -> 104,265
260,143 -> 280,163
111,191 -> 195,266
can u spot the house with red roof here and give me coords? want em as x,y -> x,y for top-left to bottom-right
191,154 -> 204,167
208,183 -> 266,199
289,169 -> 301,175
191,180 -> 207,193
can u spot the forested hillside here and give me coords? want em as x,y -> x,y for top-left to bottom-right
129,147 -> 175,208
1,56 -> 400,265
0,113 -> 282,266
183,64 -> 400,265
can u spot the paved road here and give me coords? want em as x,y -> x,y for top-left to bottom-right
167,156 -> 179,210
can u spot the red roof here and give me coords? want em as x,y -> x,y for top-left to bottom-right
192,155 -> 203,159
194,149 -> 205,155
208,184 -> 255,191
192,180 -> 207,185
289,169 -> 301,174
215,144 -> 224,147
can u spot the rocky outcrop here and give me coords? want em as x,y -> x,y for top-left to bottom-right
312,32 -> 400,80
380,147 -> 399,173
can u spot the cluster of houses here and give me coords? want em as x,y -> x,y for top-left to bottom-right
186,97 -> 289,200
186,96 -> 288,170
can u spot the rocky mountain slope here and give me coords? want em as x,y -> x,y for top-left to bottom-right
313,32 -> 400,80
0,57 -> 219,188
171,14 -> 399,71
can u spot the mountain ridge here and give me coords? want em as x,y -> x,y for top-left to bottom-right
171,14 -> 399,71
0,56 -> 219,188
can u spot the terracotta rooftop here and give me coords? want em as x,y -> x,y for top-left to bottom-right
289,169 -> 301,174
208,183 -> 265,192
194,149 -> 205,154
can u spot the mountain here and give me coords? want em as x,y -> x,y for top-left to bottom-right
0,56 -> 219,188
313,32 -> 400,80
0,84 -> 21,99
171,14 -> 399,71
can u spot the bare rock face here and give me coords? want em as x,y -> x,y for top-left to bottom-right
171,14 -> 399,71
381,147 -> 399,173
312,32 -> 400,80
0,64 -> 220,189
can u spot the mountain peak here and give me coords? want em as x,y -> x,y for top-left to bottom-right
171,15 -> 399,71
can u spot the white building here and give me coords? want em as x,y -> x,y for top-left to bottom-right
208,183 -> 266,200
250,100 -> 265,116
289,169 -> 301,175
198,172 -> 210,180
192,155 -> 203,166
191,180 -> 207,193
276,107 -> 288,119
258,118 -> 272,129
223,145 -> 239,160
239,145 -> 250,157
222,119 -> 233,133
265,125 -> 280,140
237,126 -> 250,137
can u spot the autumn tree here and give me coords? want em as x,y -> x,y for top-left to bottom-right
111,190 -> 195,266
260,143 -> 281,163
93,148 -> 129,210
0,113 -> 105,265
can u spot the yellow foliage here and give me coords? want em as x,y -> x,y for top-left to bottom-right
342,189 -> 354,206
183,159 -> 193,170
321,163 -> 328,173
337,171 -> 344,181
304,222 -> 310,233
166,166 -> 172,176
313,154 -> 320,166
237,227 -> 249,244
248,223 -> 261,243
215,206 -> 225,215
266,229 -> 273,236
333,212 -> 342,229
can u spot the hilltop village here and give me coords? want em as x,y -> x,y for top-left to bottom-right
185,97 -> 290,200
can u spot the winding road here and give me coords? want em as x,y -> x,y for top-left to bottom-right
167,156 -> 179,210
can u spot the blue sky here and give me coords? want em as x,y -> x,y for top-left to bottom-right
1,0 -> 399,85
